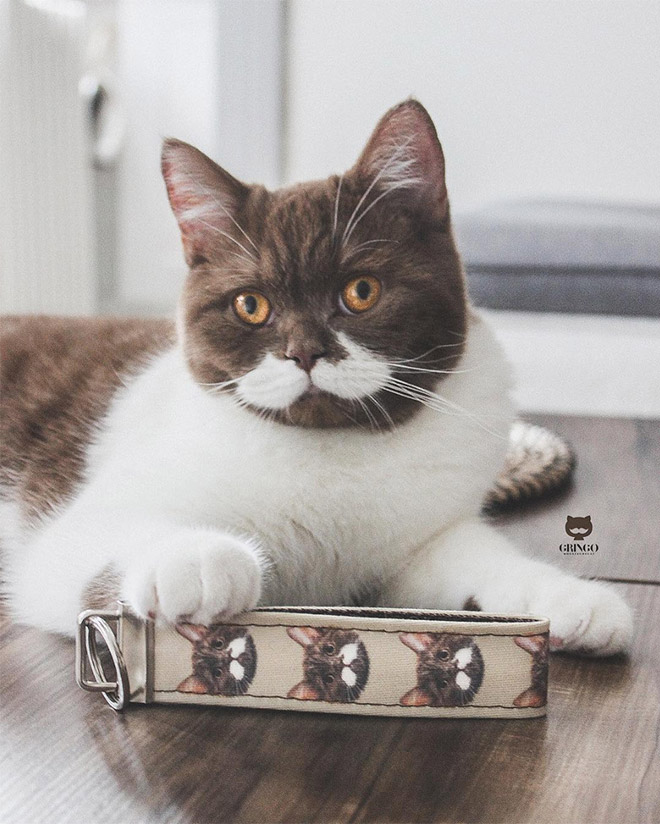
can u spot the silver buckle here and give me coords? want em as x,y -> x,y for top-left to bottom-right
76,610 -> 129,711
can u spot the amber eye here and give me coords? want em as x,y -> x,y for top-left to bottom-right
233,291 -> 271,325
341,276 -> 381,314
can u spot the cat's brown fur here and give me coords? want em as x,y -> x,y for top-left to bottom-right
164,100 -> 467,429
0,316 -> 174,520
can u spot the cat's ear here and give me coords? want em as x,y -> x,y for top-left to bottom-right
176,623 -> 208,644
287,682 -> 321,701
400,687 -> 433,706
515,635 -> 548,656
287,626 -> 322,647
399,632 -> 434,653
161,138 -> 250,266
513,687 -> 546,708
351,99 -> 448,223
176,675 -> 209,694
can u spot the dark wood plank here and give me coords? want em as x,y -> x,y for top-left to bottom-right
491,415 -> 660,582
1,582 -> 658,824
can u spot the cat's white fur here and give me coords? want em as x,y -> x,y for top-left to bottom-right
1,313 -> 632,655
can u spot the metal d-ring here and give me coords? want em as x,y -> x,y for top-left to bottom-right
76,611 -> 129,711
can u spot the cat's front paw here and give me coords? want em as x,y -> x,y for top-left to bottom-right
533,578 -> 633,656
123,529 -> 264,625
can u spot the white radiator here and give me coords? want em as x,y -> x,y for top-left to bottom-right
0,0 -> 97,315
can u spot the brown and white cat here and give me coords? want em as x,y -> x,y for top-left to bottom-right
399,632 -> 484,707
176,623 -> 257,696
287,626 -> 370,702
0,100 -> 631,656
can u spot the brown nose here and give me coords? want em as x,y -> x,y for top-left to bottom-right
286,348 -> 327,373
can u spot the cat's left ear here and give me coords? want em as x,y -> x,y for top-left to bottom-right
351,99 -> 448,223
161,138 -> 250,266
515,635 -> 548,656
176,675 -> 209,694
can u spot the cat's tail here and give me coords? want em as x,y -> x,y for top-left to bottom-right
483,421 -> 576,513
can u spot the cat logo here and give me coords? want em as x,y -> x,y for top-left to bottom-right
560,515 -> 598,554
565,515 -> 593,541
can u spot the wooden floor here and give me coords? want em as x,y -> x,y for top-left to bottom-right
1,414 -> 659,824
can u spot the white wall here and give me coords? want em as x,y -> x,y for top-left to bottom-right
115,0 -> 284,310
285,1 -> 660,213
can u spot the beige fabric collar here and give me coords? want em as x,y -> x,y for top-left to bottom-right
77,603 -> 549,718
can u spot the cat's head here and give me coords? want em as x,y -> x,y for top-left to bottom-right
399,632 -> 484,707
162,100 -> 467,429
287,626 -> 370,702
175,623 -> 257,696
565,515 -> 593,540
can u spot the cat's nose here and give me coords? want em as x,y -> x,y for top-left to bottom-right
285,348 -> 327,373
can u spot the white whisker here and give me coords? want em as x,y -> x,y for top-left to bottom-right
196,219 -> 257,262
341,137 -> 416,248
170,165 -> 259,254
332,175 -> 344,244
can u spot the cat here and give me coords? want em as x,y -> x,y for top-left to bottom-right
286,626 -> 370,702
565,515 -> 593,541
175,623 -> 257,696
513,634 -> 548,708
399,632 -> 484,707
0,99 -> 632,657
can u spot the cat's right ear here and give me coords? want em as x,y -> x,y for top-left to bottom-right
161,138 -> 249,267
515,635 -> 547,656
399,632 -> 434,653
176,623 -> 208,644
287,626 -> 322,647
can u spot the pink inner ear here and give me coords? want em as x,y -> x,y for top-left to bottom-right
176,675 -> 209,694
287,626 -> 322,646
287,682 -> 321,701
353,100 -> 447,222
175,623 -> 208,644
400,687 -> 433,707
515,634 -> 547,655
399,632 -> 434,653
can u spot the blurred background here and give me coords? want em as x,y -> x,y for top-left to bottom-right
1,0 -> 658,418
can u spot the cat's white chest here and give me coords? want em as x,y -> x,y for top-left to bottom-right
87,321 -> 511,605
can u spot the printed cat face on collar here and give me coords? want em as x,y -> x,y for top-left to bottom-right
162,99 -> 467,428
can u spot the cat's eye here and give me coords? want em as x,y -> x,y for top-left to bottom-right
233,291 -> 271,325
340,276 -> 381,314
212,666 -> 223,677
436,649 -> 450,660
323,643 -> 336,655
439,679 -> 449,688
212,639 -> 225,649
323,673 -> 335,684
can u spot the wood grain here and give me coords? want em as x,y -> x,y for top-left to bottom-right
1,415 -> 659,823
1,583 -> 658,824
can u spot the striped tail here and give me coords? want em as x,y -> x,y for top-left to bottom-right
483,421 -> 576,513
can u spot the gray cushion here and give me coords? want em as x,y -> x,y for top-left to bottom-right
452,201 -> 660,316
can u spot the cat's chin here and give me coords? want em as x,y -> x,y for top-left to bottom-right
244,389 -> 420,430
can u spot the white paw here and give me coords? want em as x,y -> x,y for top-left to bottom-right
122,529 -> 263,625
531,577 -> 633,657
